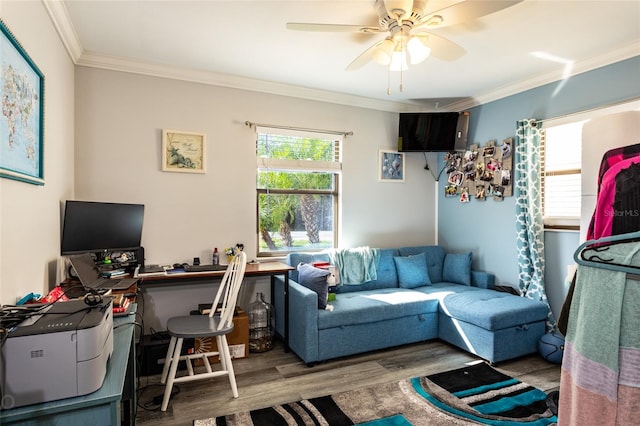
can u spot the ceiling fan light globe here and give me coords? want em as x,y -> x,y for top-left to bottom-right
374,52 -> 392,65
373,39 -> 395,65
389,50 -> 408,71
407,36 -> 431,64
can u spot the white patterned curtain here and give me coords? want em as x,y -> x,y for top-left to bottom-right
515,119 -> 556,331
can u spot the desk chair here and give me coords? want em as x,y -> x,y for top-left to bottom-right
160,252 -> 247,411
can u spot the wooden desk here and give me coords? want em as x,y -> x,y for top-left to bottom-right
139,261 -> 294,349
0,307 -> 137,426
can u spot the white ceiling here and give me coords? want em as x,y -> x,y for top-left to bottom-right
48,0 -> 640,112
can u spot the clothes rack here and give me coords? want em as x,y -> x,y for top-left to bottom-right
558,232 -> 640,425
574,230 -> 640,276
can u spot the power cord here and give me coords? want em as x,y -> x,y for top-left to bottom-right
136,383 -> 180,411
0,284 -> 86,337
152,387 -> 180,406
436,162 -> 449,182
1,283 -> 96,351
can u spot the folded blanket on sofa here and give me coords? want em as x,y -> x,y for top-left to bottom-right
328,247 -> 379,285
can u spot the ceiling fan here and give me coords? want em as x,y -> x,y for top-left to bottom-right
287,0 -> 522,72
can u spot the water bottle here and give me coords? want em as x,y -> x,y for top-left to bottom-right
212,247 -> 219,265
248,292 -> 274,352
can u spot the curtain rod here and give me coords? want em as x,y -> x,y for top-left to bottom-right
245,121 -> 353,137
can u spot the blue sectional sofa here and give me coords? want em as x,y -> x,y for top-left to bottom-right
273,245 -> 549,365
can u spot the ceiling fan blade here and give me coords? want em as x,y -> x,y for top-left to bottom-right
286,23 -> 384,33
415,0 -> 522,30
345,40 -> 385,71
424,33 -> 466,62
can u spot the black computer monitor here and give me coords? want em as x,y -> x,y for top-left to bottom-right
61,200 -> 144,255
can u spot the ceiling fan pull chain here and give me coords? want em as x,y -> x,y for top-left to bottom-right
400,24 -> 404,93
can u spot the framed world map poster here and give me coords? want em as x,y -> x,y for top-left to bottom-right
0,20 -> 45,185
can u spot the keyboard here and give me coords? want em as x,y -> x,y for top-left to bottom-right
93,277 -> 137,290
183,264 -> 227,272
140,265 -> 165,274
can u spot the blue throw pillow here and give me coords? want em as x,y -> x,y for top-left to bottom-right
442,252 -> 472,286
393,253 -> 431,288
297,263 -> 331,309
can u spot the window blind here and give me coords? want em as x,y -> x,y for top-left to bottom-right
542,121 -> 584,227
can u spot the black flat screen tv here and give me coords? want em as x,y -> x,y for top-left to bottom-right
61,200 -> 144,255
397,111 -> 469,152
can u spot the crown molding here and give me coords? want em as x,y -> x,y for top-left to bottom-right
47,0 -> 639,114
75,51 -> 420,113
448,41 -> 640,112
42,0 -> 83,63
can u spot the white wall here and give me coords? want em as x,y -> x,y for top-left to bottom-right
74,67 -> 437,262
0,1 -> 75,305
581,109 -> 640,242
74,67 -> 437,331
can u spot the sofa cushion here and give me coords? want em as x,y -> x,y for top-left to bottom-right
317,288 -> 440,330
434,286 -> 549,330
471,270 -> 495,289
394,253 -> 431,288
297,263 -> 331,309
398,246 -> 445,283
442,252 -> 472,286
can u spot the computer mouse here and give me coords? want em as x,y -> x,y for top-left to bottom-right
173,263 -> 185,269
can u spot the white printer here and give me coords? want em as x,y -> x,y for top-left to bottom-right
1,298 -> 113,409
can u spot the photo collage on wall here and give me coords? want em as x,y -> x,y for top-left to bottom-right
444,138 -> 513,203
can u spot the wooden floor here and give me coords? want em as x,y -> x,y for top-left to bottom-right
134,339 -> 561,425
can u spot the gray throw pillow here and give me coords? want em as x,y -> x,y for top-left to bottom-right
442,252 -> 472,286
297,263 -> 331,309
393,252 -> 431,288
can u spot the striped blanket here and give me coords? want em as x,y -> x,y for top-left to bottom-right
559,240 -> 640,425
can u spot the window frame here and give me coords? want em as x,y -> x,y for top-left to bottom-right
540,99 -> 640,231
540,123 -> 582,230
255,127 -> 342,257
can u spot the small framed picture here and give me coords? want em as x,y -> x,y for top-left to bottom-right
486,158 -> 502,172
459,187 -> 470,203
448,170 -> 464,186
483,146 -> 495,157
464,150 -> 478,162
379,149 -> 405,182
501,139 -> 512,158
162,129 -> 206,173
501,169 -> 512,186
445,185 -> 458,197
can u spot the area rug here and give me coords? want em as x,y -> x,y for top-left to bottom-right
417,362 -> 557,425
194,362 -> 557,426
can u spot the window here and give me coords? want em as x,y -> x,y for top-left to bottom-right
256,127 -> 341,256
541,121 -> 584,229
